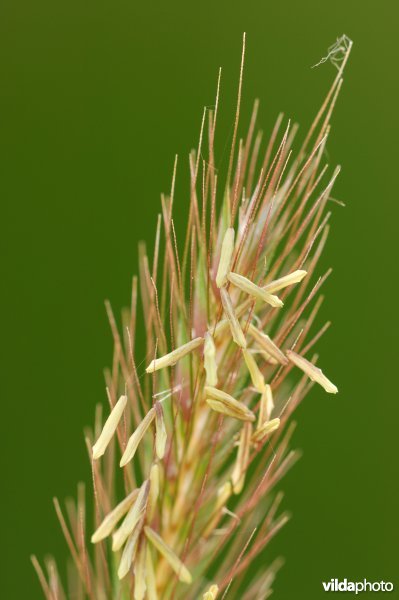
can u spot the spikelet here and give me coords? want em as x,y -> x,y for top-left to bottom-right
286,350 -> 338,393
216,228 -> 235,288
92,394 -> 127,459
39,34 -> 350,600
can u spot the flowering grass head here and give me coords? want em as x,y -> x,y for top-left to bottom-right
32,34 -> 351,600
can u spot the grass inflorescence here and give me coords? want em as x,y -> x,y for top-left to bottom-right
33,34 -> 351,600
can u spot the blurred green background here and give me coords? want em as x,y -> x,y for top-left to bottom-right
1,0 -> 398,598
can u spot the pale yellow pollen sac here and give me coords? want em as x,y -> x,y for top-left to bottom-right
257,350 -> 279,365
205,385 -> 255,422
203,482 -> 232,538
147,463 -> 160,521
155,402 -> 167,460
252,417 -> 280,443
247,323 -> 289,365
133,540 -> 147,600
144,526 -> 192,584
203,584 -> 219,599
117,521 -> 142,580
228,271 -> 283,308
91,488 -> 139,543
120,407 -> 156,467
242,349 -> 266,393
213,298 -> 251,339
258,384 -> 274,426
204,332 -> 218,386
145,543 -> 158,600
146,337 -> 204,373
216,481 -> 232,510
263,269 -> 307,294
216,227 -> 235,288
232,422 -> 252,494
112,480 -> 149,551
220,287 -> 247,348
92,394 -> 127,460
213,317 -> 230,339
286,349 -> 338,393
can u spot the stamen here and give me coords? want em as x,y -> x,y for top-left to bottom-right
263,269 -> 307,293
92,395 -> 127,460
220,287 -> 247,348
205,386 -> 255,422
146,338 -> 204,373
228,271 -> 283,307
286,350 -> 338,393
216,227 -> 235,288
120,408 -> 156,467
144,526 -> 192,584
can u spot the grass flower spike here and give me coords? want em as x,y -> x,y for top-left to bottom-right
33,34 -> 350,600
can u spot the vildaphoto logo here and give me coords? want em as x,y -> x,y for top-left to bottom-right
322,579 -> 394,594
